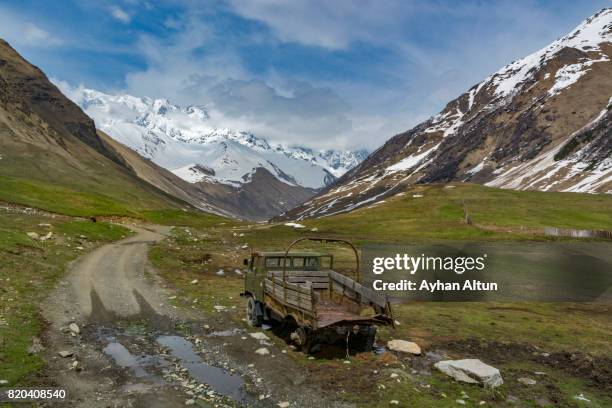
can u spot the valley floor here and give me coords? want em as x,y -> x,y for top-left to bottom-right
1,184 -> 611,407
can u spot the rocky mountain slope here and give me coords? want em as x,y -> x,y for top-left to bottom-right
281,8 -> 612,220
0,39 -> 234,217
58,86 -> 367,219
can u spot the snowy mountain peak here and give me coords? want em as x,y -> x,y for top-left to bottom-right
58,84 -> 367,189
484,8 -> 611,101
279,9 -> 612,220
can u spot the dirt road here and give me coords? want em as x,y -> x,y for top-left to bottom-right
42,225 -> 341,408
69,225 -> 175,320
42,224 -> 193,407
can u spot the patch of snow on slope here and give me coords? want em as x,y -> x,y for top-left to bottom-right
481,8 -> 612,100
386,144 -> 439,173
467,160 -> 486,175
548,55 -> 609,96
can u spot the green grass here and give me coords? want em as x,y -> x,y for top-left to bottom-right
148,184 -> 612,407
0,211 -> 132,386
0,175 -> 233,228
298,184 -> 612,243
141,209 -> 233,228
0,175 -> 167,218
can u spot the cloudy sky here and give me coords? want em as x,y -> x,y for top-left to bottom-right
0,0 -> 606,150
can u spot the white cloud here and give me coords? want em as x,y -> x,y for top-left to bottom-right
23,23 -> 53,45
110,6 -> 131,23
0,6 -> 62,47
31,0 -> 605,152
227,0 -> 411,49
119,15 -> 363,149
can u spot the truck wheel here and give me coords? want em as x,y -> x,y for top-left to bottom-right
290,326 -> 313,352
350,326 -> 377,352
246,297 -> 263,327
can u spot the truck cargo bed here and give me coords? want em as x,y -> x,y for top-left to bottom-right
264,270 -> 393,329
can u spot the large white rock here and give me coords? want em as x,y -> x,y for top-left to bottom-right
434,359 -> 503,388
387,339 -> 421,355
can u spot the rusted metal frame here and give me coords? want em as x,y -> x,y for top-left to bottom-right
282,237 -> 361,283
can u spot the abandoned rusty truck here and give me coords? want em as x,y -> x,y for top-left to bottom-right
241,238 -> 394,352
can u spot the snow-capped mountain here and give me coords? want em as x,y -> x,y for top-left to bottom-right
59,86 -> 366,190
281,8 -> 612,220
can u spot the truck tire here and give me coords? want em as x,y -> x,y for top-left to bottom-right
350,326 -> 377,352
246,297 -> 263,327
290,326 -> 314,352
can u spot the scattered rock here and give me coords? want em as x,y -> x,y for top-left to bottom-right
58,350 -> 74,358
387,339 -> 421,355
310,227 -> 319,232
434,359 -> 503,388
185,399 -> 195,405
27,232 -> 39,240
234,269 -> 243,275
255,347 -> 270,356
412,194 -> 423,198
216,269 -> 225,276
40,232 -> 53,241
241,244 -> 249,249
213,305 -> 226,311
0,380 -> 8,385
38,223 -> 52,227
190,279 -> 198,284
249,332 -> 270,341
390,401 -> 399,405
28,337 -> 44,354
71,360 -> 81,371
68,323 -> 80,335
76,246 -> 84,250
381,368 -> 411,382
518,377 -> 537,386
574,394 -> 590,402
456,399 -> 466,405
278,402 -> 290,408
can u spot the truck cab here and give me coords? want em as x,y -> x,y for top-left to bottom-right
243,251 -> 333,302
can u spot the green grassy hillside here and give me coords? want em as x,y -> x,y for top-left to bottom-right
300,183 -> 611,241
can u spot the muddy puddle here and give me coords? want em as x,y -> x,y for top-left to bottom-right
158,335 -> 253,403
98,327 -> 256,406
